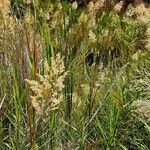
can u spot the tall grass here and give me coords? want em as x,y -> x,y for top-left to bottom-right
0,0 -> 150,149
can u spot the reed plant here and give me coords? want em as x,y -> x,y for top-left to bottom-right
0,0 -> 150,149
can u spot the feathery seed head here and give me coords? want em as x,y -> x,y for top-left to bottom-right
25,53 -> 68,118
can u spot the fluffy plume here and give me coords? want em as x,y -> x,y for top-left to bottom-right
25,53 -> 68,117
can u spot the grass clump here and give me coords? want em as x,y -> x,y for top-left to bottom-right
0,0 -> 150,149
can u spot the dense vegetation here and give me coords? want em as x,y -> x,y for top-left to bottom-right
0,0 -> 150,149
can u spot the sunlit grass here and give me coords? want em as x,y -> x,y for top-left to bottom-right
0,0 -> 150,149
